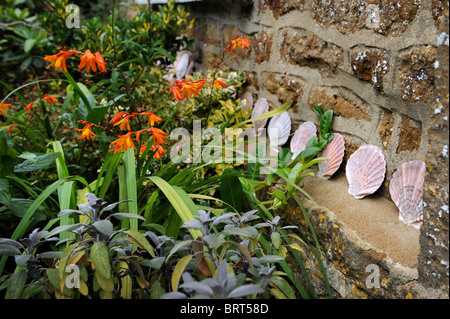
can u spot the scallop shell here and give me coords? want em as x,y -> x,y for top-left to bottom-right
345,144 -> 386,199
268,111 -> 291,151
290,121 -> 317,160
241,91 -> 254,111
251,98 -> 269,136
389,160 -> 425,229
317,133 -> 345,179
175,53 -> 190,81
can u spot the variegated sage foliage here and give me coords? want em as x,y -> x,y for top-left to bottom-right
0,193 -> 153,299
162,209 -> 300,299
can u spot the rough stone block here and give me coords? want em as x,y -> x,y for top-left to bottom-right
398,45 -> 437,102
309,88 -> 372,121
396,116 -> 422,154
263,72 -> 304,104
312,0 -> 420,36
280,29 -> 344,75
253,31 -> 273,64
379,110 -> 395,149
261,0 -> 305,19
351,49 -> 390,91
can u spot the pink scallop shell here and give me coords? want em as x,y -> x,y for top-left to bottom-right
290,121 -> 317,159
241,91 -> 254,111
251,98 -> 269,135
317,133 -> 345,180
389,160 -> 425,229
345,144 -> 386,199
268,111 -> 292,149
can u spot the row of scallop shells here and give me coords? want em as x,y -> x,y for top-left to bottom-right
242,92 -> 425,229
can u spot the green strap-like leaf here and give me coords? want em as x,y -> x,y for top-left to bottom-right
171,254 -> 193,292
149,176 -> 201,239
122,229 -> 155,258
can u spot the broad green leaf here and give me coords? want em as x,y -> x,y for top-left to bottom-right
92,220 -> 114,237
172,254 -> 193,292
23,38 -> 36,53
90,241 -> 111,279
319,109 -> 333,139
271,232 -> 281,250
277,148 -> 292,169
122,229 -> 155,257
270,287 -> 287,299
58,243 -> 79,280
119,261 -> 132,299
312,106 -> 324,117
94,268 -> 114,292
238,177 -> 257,205
5,269 -> 27,299
219,167 -> 243,212
0,244 -> 21,256
288,243 -> 304,254
269,276 -> 296,299
13,152 -> 61,172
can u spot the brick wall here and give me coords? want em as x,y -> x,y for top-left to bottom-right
185,0 -> 448,298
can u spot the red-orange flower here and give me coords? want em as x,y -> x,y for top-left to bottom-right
5,124 -> 15,136
79,50 -> 107,73
41,94 -> 58,104
0,102 -> 11,116
148,127 -> 169,145
213,80 -> 227,90
140,112 -> 162,127
25,102 -> 37,114
110,132 -> 137,154
75,122 -> 97,141
94,52 -> 107,73
169,79 -> 205,101
109,111 -> 134,131
226,36 -> 251,52
44,48 -> 82,73
151,144 -> 166,159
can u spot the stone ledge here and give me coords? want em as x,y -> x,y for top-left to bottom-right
277,171 -> 427,298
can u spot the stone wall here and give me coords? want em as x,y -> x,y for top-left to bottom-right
184,0 -> 449,298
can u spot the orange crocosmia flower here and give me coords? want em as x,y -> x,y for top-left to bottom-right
151,144 -> 166,159
148,127 -> 169,145
0,102 -> 11,116
110,111 -> 135,131
169,80 -> 184,101
140,112 -> 162,127
213,80 -> 227,90
41,94 -> 58,104
25,102 -> 37,114
5,124 -> 15,136
169,79 -> 205,101
44,48 -> 82,73
183,79 -> 205,99
110,131 -> 137,154
75,123 -> 97,141
79,50 -> 107,73
94,52 -> 107,73
139,144 -> 148,158
226,36 -> 251,52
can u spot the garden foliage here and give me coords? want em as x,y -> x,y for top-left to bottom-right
0,0 -> 336,299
